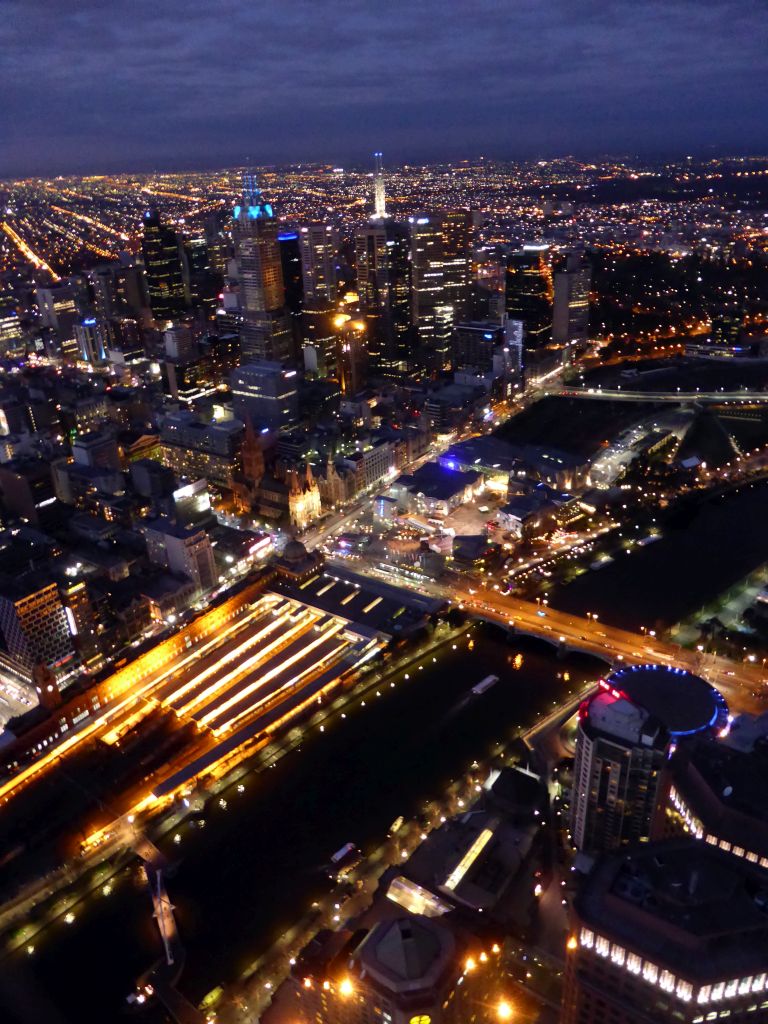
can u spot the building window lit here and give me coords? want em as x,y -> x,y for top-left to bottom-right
677,979 -> 693,1002
643,962 -> 659,985
610,944 -> 626,966
660,970 -> 676,993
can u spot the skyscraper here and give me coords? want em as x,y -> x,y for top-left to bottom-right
141,206 -> 187,322
278,230 -> 305,352
355,221 -> 412,377
553,251 -> 591,361
410,214 -> 453,373
441,209 -> 473,323
505,245 -> 552,351
233,174 -> 293,363
298,224 -> 338,308
372,151 -> 387,221
571,665 -> 729,855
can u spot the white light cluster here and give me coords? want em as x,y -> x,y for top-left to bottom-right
578,929 -> 766,1005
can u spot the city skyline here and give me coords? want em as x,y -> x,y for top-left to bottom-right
2,0 -> 767,178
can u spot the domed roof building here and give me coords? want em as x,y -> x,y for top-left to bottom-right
273,537 -> 323,581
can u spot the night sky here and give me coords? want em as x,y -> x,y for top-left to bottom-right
2,0 -> 766,178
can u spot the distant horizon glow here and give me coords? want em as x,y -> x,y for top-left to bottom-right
1,0 -> 766,179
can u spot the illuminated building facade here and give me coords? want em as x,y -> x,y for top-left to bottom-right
141,206 -> 187,321
298,223 -> 338,307
334,315 -> 368,395
562,841 -> 768,1024
440,209 -> 473,323
410,215 -> 453,374
159,410 -> 244,490
231,360 -> 299,431
0,574 -> 76,680
571,666 -> 729,855
355,222 -> 412,377
372,150 -> 387,221
234,175 -> 293,362
287,463 -> 322,531
505,246 -> 552,350
75,317 -> 109,366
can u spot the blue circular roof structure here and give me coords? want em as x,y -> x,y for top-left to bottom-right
601,663 -> 729,739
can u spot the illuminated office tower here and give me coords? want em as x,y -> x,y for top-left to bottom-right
230,361 -> 299,431
562,840 -> 768,1024
553,251 -> 591,361
505,245 -> 552,350
141,206 -> 187,322
333,315 -> 367,395
355,221 -> 412,376
278,231 -> 305,352
234,175 -> 293,363
278,232 -> 305,317
0,573 -> 76,680
410,214 -> 453,373
75,317 -> 110,366
441,209 -> 473,323
298,224 -> 338,308
372,150 -> 387,220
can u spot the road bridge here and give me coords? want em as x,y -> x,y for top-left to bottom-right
554,387 -> 768,404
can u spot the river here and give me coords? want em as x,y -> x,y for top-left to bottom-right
7,624 -> 603,1022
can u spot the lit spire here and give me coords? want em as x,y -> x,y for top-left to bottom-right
233,167 -> 274,223
373,151 -> 387,220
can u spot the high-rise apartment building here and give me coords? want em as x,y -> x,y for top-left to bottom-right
553,251 -> 591,361
571,665 -> 729,855
141,207 -> 187,322
298,224 -> 338,308
562,840 -> 768,1024
355,222 -> 412,376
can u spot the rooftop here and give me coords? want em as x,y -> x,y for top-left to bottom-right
577,840 -> 768,983
601,664 -> 729,738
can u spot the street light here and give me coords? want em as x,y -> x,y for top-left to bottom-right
497,999 -> 513,1021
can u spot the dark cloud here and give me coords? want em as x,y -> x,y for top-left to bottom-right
1,0 -> 766,176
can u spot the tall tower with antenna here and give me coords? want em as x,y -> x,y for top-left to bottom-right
373,151 -> 387,220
